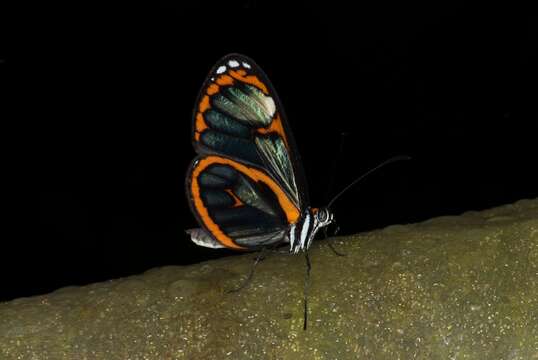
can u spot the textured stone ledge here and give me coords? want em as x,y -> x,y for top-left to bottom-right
1,199 -> 537,359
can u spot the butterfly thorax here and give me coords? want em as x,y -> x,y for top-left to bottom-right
288,207 -> 334,254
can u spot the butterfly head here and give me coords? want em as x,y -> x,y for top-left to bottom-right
312,207 -> 338,245
314,207 -> 334,228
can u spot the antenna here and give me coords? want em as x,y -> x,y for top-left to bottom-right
327,155 -> 411,209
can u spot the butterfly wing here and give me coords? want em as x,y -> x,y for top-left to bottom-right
186,54 -> 307,250
192,54 -> 309,208
186,155 -> 300,250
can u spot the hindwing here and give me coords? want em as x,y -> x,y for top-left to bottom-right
186,155 -> 300,249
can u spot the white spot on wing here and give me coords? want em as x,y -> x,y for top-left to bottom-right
242,62 -> 251,69
264,96 -> 276,117
228,60 -> 240,68
186,228 -> 225,249
216,65 -> 226,74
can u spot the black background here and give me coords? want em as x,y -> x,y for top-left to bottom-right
3,3 -> 537,301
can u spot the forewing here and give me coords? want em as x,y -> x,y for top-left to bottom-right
192,54 -> 309,209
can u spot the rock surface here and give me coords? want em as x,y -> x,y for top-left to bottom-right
1,199 -> 537,359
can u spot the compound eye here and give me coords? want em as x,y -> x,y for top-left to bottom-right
317,209 -> 328,222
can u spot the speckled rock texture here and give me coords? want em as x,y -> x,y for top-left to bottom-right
1,199 -> 537,359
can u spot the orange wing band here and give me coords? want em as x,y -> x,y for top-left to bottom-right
257,114 -> 290,149
190,156 -> 300,249
228,70 -> 269,94
195,69 -> 271,142
224,189 -> 244,208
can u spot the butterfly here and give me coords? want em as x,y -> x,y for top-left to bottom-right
185,54 -> 334,254
185,54 -> 410,330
